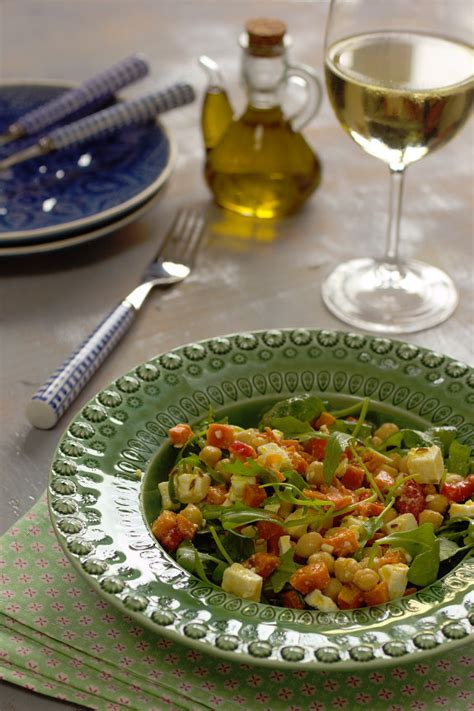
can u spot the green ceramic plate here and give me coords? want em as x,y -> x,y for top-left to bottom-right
48,329 -> 474,669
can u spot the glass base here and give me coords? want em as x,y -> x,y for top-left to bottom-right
321,258 -> 458,334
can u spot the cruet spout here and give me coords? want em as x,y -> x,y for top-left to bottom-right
199,55 -> 234,152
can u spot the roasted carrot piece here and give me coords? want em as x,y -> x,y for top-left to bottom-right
176,514 -> 198,540
290,561 -> 330,595
245,553 -> 280,578
206,423 -> 235,448
363,581 -> 389,606
282,590 -> 305,609
151,510 -> 177,539
243,483 -> 267,508
337,584 -> 364,609
341,465 -> 365,490
205,485 -> 228,505
256,520 -> 284,540
323,528 -> 359,556
313,412 -> 336,429
168,424 -> 194,446
374,470 -> 395,492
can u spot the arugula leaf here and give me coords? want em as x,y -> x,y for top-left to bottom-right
378,522 -> 440,587
269,548 -> 300,593
352,397 -> 369,439
426,426 -> 457,455
269,416 -> 316,438
284,470 -> 307,491
176,540 -> 222,584
378,429 -> 433,452
218,458 -> 267,478
261,395 -> 326,429
323,431 -> 353,485
330,419 -> 373,440
201,502 -> 284,532
357,499 -> 395,550
447,440 -> 471,476
220,531 -> 254,563
438,537 -> 461,562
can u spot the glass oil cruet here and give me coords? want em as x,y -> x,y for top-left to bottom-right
200,18 -> 323,219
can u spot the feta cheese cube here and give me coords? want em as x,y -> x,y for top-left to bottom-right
257,442 -> 292,471
378,563 -> 409,600
305,589 -> 338,611
175,471 -> 211,504
221,563 -> 263,602
407,445 -> 444,484
449,500 -> 474,519
158,481 -> 179,511
341,515 -> 367,539
383,513 -> 418,534
229,475 -> 256,502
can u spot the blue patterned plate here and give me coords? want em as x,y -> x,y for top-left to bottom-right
0,81 -> 175,244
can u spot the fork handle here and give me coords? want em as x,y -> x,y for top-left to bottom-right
26,301 -> 136,429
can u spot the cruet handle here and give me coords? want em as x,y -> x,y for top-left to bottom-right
285,62 -> 323,131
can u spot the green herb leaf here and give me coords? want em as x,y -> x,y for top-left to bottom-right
176,540 -> 222,584
269,416 -> 316,438
377,429 -> 433,452
426,426 -> 457,455
219,458 -> 268,478
284,470 -> 307,491
446,440 -> 471,476
261,395 -> 326,429
202,502 -> 284,532
438,537 -> 461,562
323,431 -> 353,485
378,522 -> 440,587
269,548 -> 300,593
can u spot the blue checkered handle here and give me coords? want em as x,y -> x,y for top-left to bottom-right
11,55 -> 150,137
26,300 -> 136,429
45,82 -> 195,150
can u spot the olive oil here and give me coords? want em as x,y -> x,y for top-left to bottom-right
204,104 -> 321,219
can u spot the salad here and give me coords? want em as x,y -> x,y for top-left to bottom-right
150,395 -> 474,611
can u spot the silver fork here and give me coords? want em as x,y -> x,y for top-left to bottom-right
26,209 -> 206,430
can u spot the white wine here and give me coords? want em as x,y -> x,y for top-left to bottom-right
325,32 -> 473,167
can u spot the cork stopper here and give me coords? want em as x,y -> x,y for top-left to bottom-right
245,18 -> 287,56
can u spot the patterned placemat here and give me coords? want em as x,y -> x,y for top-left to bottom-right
0,495 -> 472,711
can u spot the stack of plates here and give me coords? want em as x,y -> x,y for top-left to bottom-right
0,82 -> 175,256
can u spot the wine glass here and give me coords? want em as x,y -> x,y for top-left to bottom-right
322,0 -> 473,333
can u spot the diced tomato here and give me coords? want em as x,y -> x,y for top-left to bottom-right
323,528 -> 359,556
313,412 -> 336,429
305,438 -> 327,461
242,483 -> 267,508
267,537 -> 281,555
168,424 -> 193,446
160,526 -> 184,552
341,465 -> 365,490
151,510 -> 177,539
374,469 -> 395,492
281,590 -> 305,609
245,553 -> 280,578
256,520 -> 284,540
337,584 -> 364,609
206,423 -> 235,448
396,479 -> 425,519
205,485 -> 228,505
363,581 -> 389,606
441,475 -> 474,503
290,561 -> 330,594
404,587 -> 418,597
176,514 -> 198,540
229,440 -> 257,460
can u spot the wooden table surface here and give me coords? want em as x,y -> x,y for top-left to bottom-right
0,1 -> 472,708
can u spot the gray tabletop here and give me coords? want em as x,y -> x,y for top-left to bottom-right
1,1 -> 473,708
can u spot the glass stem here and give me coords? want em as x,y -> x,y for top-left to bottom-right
385,166 -> 405,264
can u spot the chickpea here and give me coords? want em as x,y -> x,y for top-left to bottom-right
374,422 -> 399,441
180,504 -> 203,527
388,452 -> 402,470
383,508 -> 398,524
334,557 -> 360,584
237,428 -> 267,448
418,509 -> 444,530
322,577 -> 343,601
378,464 -> 399,478
306,461 -> 325,486
295,532 -> 323,559
199,445 -> 222,468
398,455 -> 409,474
308,551 -> 335,574
425,493 -> 449,514
371,436 -> 383,447
215,458 -> 232,481
353,568 -> 379,592
278,501 -> 294,519
446,473 -> 464,484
